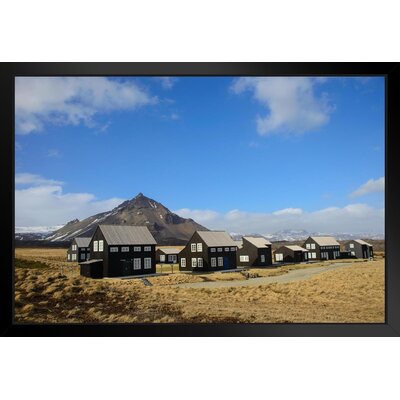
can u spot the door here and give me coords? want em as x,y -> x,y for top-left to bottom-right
223,256 -> 230,270
121,260 -> 132,276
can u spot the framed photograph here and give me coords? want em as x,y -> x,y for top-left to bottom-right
1,63 -> 399,336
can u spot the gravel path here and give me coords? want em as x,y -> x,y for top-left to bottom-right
176,262 -> 355,289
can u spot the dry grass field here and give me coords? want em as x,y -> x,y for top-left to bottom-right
14,248 -> 385,323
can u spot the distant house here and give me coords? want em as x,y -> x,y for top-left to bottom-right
79,225 -> 157,278
178,231 -> 238,272
344,239 -> 374,259
156,248 -> 180,264
274,245 -> 309,263
67,237 -> 91,262
303,236 -> 340,260
237,236 -> 273,267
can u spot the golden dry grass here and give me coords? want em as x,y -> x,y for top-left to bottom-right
14,248 -> 385,324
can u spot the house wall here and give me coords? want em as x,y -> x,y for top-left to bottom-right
345,241 -> 374,258
156,249 -> 178,264
66,239 -> 90,262
275,247 -> 307,263
237,239 -> 272,267
303,237 -> 340,260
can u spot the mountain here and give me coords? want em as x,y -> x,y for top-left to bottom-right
45,193 -> 207,245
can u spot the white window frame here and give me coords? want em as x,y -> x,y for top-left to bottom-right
260,254 -> 265,263
310,243 -> 316,250
218,257 -> 223,267
211,257 -> 216,267
168,254 -> 176,262
98,240 -> 104,251
160,254 -> 166,262
144,246 -> 151,252
134,246 -> 141,252
110,247 -> 119,253
304,252 -> 308,260
311,252 -> 317,259
144,258 -> 152,269
80,253 -> 86,260
133,258 -> 141,270
191,243 -> 197,252
121,246 -> 129,252
305,243 -> 311,249
240,255 -> 249,262
230,247 -> 236,251
224,247 -> 229,252
197,258 -> 203,268
191,258 -> 197,268
71,254 -> 77,261
275,253 -> 283,262
197,243 -> 203,252
67,254 -> 71,260
181,258 -> 186,268
217,248 -> 222,252
349,243 -> 354,249
210,248 -> 216,253
72,244 -> 77,251
93,241 -> 98,252
351,251 -> 355,256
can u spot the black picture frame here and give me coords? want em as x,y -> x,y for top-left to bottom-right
1,62 -> 399,337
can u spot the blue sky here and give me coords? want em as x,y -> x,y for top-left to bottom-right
15,76 -> 385,234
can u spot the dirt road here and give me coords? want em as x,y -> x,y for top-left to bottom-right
176,262 -> 356,289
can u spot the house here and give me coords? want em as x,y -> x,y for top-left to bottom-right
274,245 -> 309,263
237,236 -> 273,267
156,248 -> 180,264
66,237 -> 91,262
344,239 -> 374,259
303,236 -> 340,260
79,225 -> 157,278
178,231 -> 238,272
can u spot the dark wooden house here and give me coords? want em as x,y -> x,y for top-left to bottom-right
156,248 -> 180,264
178,231 -> 238,272
274,245 -> 308,263
237,236 -> 273,267
79,225 -> 157,278
303,236 -> 340,260
344,239 -> 374,259
66,237 -> 91,262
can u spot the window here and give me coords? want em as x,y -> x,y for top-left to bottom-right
191,243 -> 197,252
351,251 -> 355,256
349,243 -> 354,249
133,258 -> 141,270
224,247 -> 229,252
217,248 -> 222,252
211,258 -> 216,267
218,257 -> 223,267
144,258 -> 152,269
304,252 -> 308,260
191,258 -> 197,268
168,255 -> 177,262
93,241 -> 98,252
80,253 -> 86,260
71,254 -> 77,261
197,258 -> 203,267
306,243 -> 311,249
121,246 -> 129,252
210,248 -> 216,253
230,247 -> 236,251
134,246 -> 141,252
240,255 -> 249,262
311,252 -> 317,259
181,258 -> 186,268
110,247 -> 118,253
160,255 -> 165,262
197,243 -> 202,252
67,254 -> 70,260
98,240 -> 104,251
275,253 -> 283,262
144,246 -> 151,252
72,244 -> 77,251
310,243 -> 316,250
260,254 -> 265,263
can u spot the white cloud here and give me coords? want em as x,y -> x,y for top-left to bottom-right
157,77 -> 178,89
15,173 -> 63,186
47,149 -> 60,158
231,77 -> 333,136
174,204 -> 384,235
15,174 -> 125,226
350,177 -> 385,198
15,77 -> 157,134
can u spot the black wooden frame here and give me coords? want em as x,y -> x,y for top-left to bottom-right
1,62 -> 399,336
